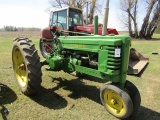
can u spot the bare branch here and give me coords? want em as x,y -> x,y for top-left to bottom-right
49,0 -> 101,24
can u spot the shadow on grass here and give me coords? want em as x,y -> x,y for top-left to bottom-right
80,74 -> 107,83
50,77 -> 102,104
0,84 -> 17,120
0,84 -> 17,105
124,106 -> 160,120
151,38 -> 160,40
29,74 -> 106,110
29,86 -> 68,110
136,106 -> 160,120
49,77 -> 160,120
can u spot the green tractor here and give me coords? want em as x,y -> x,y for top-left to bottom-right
40,6 -> 148,75
11,3 -> 141,120
12,26 -> 141,119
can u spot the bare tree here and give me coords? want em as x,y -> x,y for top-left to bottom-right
132,0 -> 138,38
120,0 -> 138,38
49,0 -> 63,8
139,0 -> 159,39
120,0 -> 160,39
139,0 -> 160,39
127,0 -> 134,37
49,0 -> 86,9
88,0 -> 96,24
49,0 -> 101,24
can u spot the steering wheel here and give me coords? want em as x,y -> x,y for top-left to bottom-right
54,22 -> 64,30
50,22 -> 64,37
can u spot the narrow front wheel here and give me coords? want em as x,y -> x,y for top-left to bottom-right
124,80 -> 141,117
100,84 -> 133,119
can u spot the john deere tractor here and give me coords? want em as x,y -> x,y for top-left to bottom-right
12,5 -> 141,120
12,25 -> 141,119
40,6 -> 148,75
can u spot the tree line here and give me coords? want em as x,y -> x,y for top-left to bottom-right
3,26 -> 18,31
1,26 -> 41,32
49,0 -> 160,39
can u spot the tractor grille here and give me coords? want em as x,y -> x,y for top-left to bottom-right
107,45 -> 122,70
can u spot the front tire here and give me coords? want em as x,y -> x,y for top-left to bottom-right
124,80 -> 141,117
12,38 -> 42,95
100,84 -> 133,119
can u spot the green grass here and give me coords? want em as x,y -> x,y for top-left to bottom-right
118,31 -> 160,39
153,34 -> 160,39
0,32 -> 160,120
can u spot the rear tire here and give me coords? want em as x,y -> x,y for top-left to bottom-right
39,38 -> 53,58
12,38 -> 42,95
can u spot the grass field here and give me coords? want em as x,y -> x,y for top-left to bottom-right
153,34 -> 160,39
0,31 -> 160,120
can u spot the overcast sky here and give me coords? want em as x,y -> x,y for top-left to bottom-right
0,0 -> 125,31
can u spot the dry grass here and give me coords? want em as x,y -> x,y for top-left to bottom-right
0,31 -> 160,120
0,31 -> 40,38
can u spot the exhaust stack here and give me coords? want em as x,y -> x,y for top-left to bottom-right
86,2 -> 88,25
102,0 -> 109,36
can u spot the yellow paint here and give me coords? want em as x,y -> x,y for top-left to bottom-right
103,90 -> 126,116
13,47 -> 28,88
73,44 -> 86,48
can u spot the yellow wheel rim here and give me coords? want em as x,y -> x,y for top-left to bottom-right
103,90 -> 125,116
13,47 -> 28,88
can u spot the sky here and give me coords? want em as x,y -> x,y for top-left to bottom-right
0,0 -> 125,31
0,0 -> 50,28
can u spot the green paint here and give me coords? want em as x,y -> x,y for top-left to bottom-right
94,16 -> 98,35
44,35 -> 131,87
